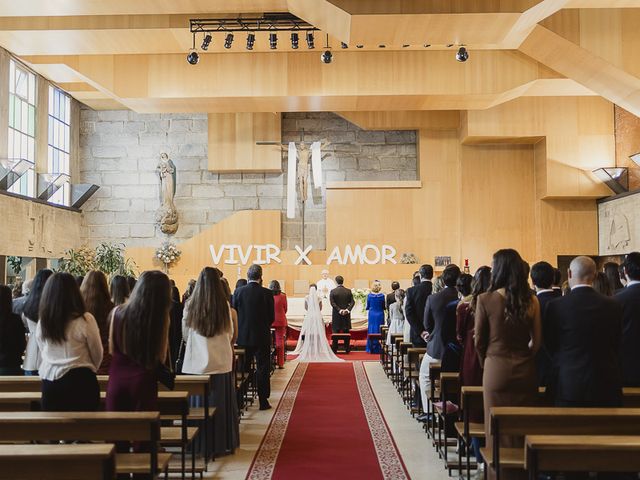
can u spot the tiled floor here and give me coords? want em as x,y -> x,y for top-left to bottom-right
205,361 -> 451,479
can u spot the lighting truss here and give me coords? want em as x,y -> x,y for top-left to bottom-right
190,13 -> 318,35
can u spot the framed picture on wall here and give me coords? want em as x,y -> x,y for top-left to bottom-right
434,256 -> 451,267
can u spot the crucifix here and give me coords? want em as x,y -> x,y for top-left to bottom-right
257,130 -> 331,249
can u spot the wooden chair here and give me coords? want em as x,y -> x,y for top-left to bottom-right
397,342 -> 413,404
455,386 -> 484,480
427,361 -> 442,439
0,444 -> 116,480
0,411 -> 169,478
434,372 -> 460,472
406,347 -> 426,416
525,435 -> 640,480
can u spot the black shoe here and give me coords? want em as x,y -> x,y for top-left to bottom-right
416,413 -> 432,423
259,402 -> 272,411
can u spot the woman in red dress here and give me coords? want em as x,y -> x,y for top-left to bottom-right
269,280 -> 288,368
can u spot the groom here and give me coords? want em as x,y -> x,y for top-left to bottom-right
329,276 -> 355,352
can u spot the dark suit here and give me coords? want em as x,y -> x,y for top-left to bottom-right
385,291 -> 396,321
423,287 -> 459,361
329,285 -> 354,333
405,280 -> 432,347
546,286 -> 623,407
234,281 -> 275,403
615,283 -> 640,386
535,290 -> 558,387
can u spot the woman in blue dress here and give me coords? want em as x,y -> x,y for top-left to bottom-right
366,281 -> 386,353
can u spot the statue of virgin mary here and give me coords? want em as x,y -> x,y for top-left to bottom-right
155,153 -> 179,235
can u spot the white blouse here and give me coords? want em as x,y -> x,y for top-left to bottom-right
36,313 -> 103,381
181,303 -> 234,375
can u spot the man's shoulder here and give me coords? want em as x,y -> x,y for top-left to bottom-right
616,284 -> 640,302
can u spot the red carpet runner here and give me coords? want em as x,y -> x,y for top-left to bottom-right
247,362 -> 409,480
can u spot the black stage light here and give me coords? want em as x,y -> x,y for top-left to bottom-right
201,34 -> 212,51
306,31 -> 315,49
269,32 -> 278,49
456,46 -> 469,62
356,44 -> 364,49
291,32 -> 299,49
321,50 -> 332,64
224,33 -> 234,49
246,33 -> 255,50
186,50 -> 199,65
341,42 -> 348,49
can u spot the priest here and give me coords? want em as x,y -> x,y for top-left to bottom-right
316,269 -> 337,299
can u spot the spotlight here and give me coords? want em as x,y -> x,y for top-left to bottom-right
423,44 -> 431,48
306,31 -> 315,49
456,46 -> 469,62
402,44 -> 410,48
269,32 -> 278,49
356,44 -> 364,49
246,33 -> 255,50
186,49 -> 199,65
290,32 -> 299,49
341,42 -> 348,49
201,33 -> 212,51
224,33 -> 234,49
378,44 -> 386,48
321,50 -> 332,64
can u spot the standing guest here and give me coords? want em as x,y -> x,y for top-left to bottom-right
80,271 -> 115,374
456,266 -> 491,463
619,264 -> 628,288
234,265 -> 274,411
106,270 -> 171,413
316,269 -> 337,299
592,271 -> 613,296
615,252 -> 640,387
530,261 -> 557,387
405,265 -> 434,409
546,256 -> 622,407
329,276 -> 355,353
110,275 -> 130,306
231,278 -> 247,308
604,261 -> 624,293
22,269 -> 53,376
456,274 -> 473,301
432,275 -> 445,294
417,265 -> 461,420
365,281 -> 386,353
403,275 -> 421,343
182,267 -> 239,456
182,279 -> 196,304
12,279 -> 32,316
269,280 -> 288,369
0,285 -> 27,375
74,275 -> 84,288
552,268 -> 563,296
168,286 -> 184,369
36,273 -> 103,411
126,276 -> 137,293
475,248 -> 541,472
385,281 -> 400,319
12,281 -> 23,299
386,289 -> 406,346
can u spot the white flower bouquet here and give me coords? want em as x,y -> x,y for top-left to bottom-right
155,242 -> 181,271
351,288 -> 371,313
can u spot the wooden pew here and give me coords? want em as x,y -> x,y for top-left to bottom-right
483,407 -> 640,480
455,386 -> 484,480
434,372 -> 460,473
0,444 -> 116,480
525,435 -> 640,480
0,411 -> 169,478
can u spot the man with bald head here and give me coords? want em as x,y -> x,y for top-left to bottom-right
545,256 -> 623,407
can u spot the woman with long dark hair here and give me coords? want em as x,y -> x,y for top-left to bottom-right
0,285 -> 26,375
110,275 -> 130,307
182,267 -> 239,456
475,250 -> 541,480
22,268 -> 53,375
106,270 -> 171,414
80,271 -> 115,374
269,280 -> 288,369
36,273 -> 102,411
603,261 -> 624,293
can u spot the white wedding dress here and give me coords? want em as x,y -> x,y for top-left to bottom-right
292,287 -> 344,363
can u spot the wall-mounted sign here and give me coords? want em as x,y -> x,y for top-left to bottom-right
208,244 -> 398,266
434,256 -> 452,267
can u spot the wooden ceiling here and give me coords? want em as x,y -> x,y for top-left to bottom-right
0,0 -> 639,114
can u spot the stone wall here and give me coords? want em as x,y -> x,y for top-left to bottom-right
79,111 -> 417,249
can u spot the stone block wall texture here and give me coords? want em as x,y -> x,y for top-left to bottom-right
79,110 -> 417,249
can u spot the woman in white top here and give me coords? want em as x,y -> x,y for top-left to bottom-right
21,268 -> 53,375
386,288 -> 406,345
36,272 -> 103,411
182,267 -> 239,456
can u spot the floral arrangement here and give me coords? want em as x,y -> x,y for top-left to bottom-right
351,288 -> 371,313
156,242 -> 181,272
400,252 -> 419,264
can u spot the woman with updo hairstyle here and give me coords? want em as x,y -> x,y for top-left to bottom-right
475,249 -> 541,478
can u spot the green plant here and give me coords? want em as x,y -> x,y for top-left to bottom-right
57,246 -> 96,276
6,256 -> 22,275
57,243 -> 138,278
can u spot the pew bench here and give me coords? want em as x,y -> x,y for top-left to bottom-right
0,443 -> 116,480
454,386 -> 484,480
0,411 -> 170,479
331,333 -> 351,353
525,435 -> 640,480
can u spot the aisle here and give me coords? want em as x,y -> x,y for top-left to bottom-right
246,362 -> 409,480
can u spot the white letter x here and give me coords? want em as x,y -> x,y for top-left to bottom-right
294,245 -> 313,265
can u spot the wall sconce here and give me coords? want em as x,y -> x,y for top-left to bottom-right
37,173 -> 70,201
70,184 -> 100,209
0,158 -> 34,191
592,167 -> 629,194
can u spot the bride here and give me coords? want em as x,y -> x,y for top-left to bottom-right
292,286 -> 343,363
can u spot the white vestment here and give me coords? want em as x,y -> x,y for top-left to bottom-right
316,278 -> 337,299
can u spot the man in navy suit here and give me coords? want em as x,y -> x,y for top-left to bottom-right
615,252 -> 640,386
530,261 -> 557,387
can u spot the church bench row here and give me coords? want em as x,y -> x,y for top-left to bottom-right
0,411 -> 169,479
0,444 -> 116,480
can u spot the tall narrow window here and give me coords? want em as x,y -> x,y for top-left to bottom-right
47,86 -> 71,206
8,59 -> 36,197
